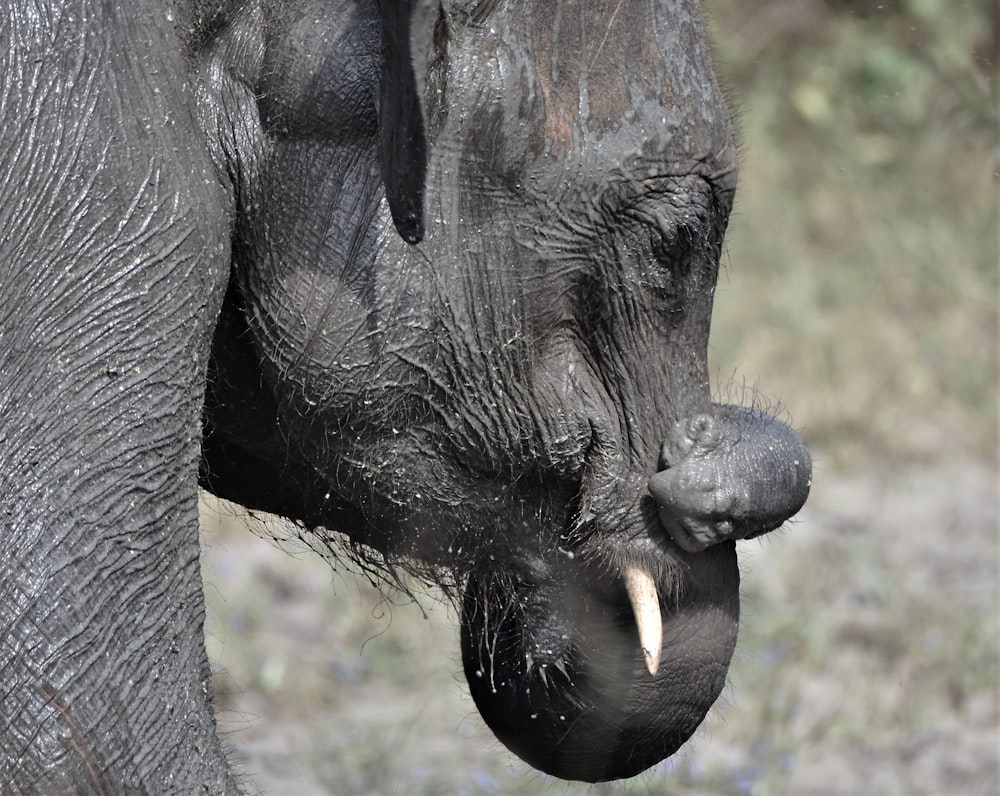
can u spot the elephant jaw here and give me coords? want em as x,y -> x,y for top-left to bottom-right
459,540 -> 740,783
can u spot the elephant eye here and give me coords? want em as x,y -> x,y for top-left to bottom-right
646,223 -> 693,309
593,177 -> 725,317
649,219 -> 682,264
616,204 -> 692,289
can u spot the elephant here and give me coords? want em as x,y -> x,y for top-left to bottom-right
0,0 -> 811,791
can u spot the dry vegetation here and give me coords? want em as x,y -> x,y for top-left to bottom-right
200,2 -> 998,793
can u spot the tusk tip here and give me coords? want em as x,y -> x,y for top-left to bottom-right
642,649 -> 661,676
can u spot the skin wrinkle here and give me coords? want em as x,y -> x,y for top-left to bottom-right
2,1 -> 235,789
20,523 -> 176,776
36,685 -> 108,792
13,161 -> 203,367
3,95 -> 100,279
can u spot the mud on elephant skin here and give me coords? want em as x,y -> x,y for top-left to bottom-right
1,0 -> 810,791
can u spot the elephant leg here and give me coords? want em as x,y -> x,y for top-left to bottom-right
0,6 -> 235,791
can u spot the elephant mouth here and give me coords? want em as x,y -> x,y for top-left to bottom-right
458,531 -> 740,782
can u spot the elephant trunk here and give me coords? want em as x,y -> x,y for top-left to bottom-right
460,538 -> 739,783
648,404 -> 812,553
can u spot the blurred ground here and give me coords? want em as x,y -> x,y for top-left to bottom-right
200,1 -> 998,794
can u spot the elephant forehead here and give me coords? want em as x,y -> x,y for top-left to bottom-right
444,0 -> 734,175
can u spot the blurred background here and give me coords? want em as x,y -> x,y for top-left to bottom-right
200,2 -> 998,793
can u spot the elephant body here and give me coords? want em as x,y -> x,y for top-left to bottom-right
0,0 -> 810,790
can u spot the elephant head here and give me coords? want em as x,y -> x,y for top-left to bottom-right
196,0 -> 812,782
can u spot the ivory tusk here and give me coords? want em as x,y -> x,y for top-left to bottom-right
623,565 -> 663,676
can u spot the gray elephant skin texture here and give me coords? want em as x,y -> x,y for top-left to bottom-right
0,0 -> 811,791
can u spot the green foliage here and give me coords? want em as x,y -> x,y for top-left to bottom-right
714,0 -> 996,134
704,0 -> 998,468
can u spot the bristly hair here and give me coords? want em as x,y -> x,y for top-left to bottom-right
713,371 -> 793,425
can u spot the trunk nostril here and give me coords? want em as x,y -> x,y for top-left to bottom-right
659,413 -> 723,469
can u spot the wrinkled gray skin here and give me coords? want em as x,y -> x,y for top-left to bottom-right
650,406 -> 812,552
0,0 -> 810,791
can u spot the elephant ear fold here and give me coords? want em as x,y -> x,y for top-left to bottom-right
378,0 -> 439,245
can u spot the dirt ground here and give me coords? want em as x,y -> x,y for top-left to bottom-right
200,458 -> 999,796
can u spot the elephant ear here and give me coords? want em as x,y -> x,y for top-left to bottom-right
378,0 -> 439,245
